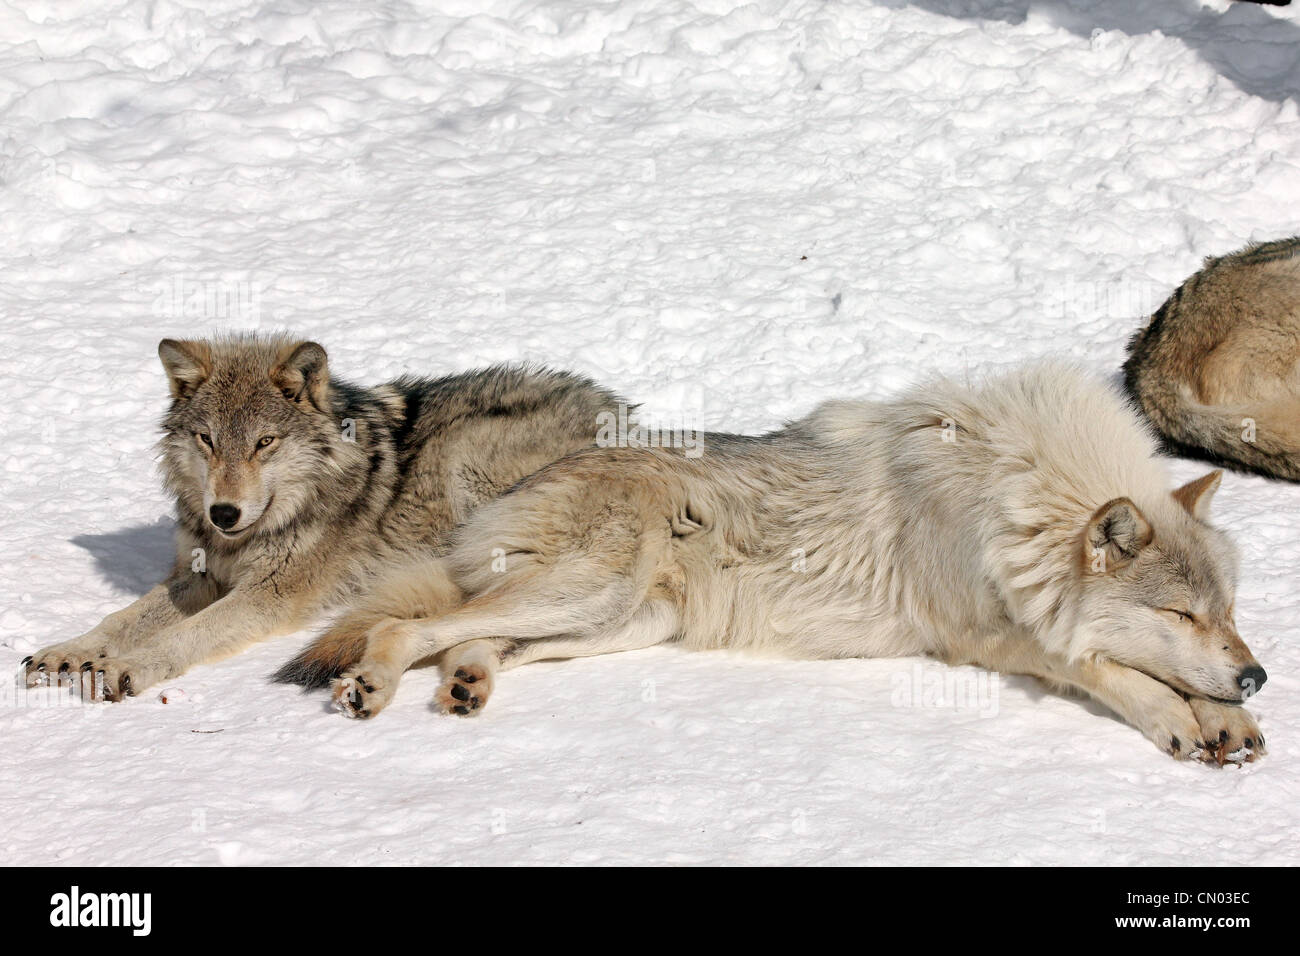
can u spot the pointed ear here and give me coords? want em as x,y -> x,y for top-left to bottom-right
1084,497 -> 1153,573
158,339 -> 212,400
1172,470 -> 1222,521
271,341 -> 329,411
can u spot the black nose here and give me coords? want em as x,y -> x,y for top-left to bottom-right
209,503 -> 241,530
1237,665 -> 1267,697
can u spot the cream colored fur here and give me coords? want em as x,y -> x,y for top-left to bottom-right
307,363 -> 1267,764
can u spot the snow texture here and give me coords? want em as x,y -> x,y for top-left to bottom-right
1,0 -> 1298,865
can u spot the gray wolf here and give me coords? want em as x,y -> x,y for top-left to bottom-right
297,363 -> 1268,765
22,335 -> 619,700
1123,235 -> 1300,482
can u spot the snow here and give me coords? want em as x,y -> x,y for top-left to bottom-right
2,0 -> 1298,866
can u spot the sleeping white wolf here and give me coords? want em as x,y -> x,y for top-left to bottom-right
289,363 -> 1269,765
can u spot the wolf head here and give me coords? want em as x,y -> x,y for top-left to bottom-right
158,335 -> 352,545
1076,470 -> 1266,703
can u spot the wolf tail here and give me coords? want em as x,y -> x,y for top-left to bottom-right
1125,363 -> 1300,481
273,554 -> 464,689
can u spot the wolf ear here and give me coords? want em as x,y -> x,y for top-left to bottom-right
1084,497 -> 1153,573
158,339 -> 212,400
1172,470 -> 1222,521
271,341 -> 329,411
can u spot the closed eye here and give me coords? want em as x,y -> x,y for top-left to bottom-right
1157,608 -> 1195,624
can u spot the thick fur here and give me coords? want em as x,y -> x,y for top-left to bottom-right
1124,236 -> 1300,481
22,334 -> 619,700
307,364 -> 1268,765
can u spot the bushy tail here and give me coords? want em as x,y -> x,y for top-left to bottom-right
273,554 -> 464,689
1130,373 -> 1300,481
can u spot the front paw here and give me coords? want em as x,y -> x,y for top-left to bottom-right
1188,698 -> 1265,765
89,656 -> 172,702
1137,695 -> 1212,763
21,639 -> 114,691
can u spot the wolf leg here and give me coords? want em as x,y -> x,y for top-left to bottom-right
331,561 -> 667,718
23,566 -> 218,692
278,553 -> 462,712
431,598 -> 681,716
960,637 -> 1214,762
87,582 -> 314,701
329,572 -> 641,718
1060,658 -> 1213,762
327,481 -> 668,717
337,596 -> 679,718
330,614 -> 442,719
329,568 -> 641,718
390,564 -> 648,653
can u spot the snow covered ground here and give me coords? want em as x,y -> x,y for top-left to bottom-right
2,0 -> 1298,866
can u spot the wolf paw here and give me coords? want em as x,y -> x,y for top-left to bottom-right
21,640 -> 115,691
1189,698 -> 1265,765
21,644 -> 161,702
91,656 -> 173,702
1139,698 -> 1213,763
434,664 -> 492,717
331,665 -> 399,719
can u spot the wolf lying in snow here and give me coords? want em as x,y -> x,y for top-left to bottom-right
22,335 -> 618,700
288,363 -> 1268,765
1124,235 -> 1300,482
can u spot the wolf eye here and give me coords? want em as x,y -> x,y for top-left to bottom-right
257,436 -> 276,448
1159,608 -> 1195,624
196,432 -> 213,448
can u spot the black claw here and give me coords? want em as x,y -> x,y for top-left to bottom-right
1258,734 -> 1265,747
80,662 -> 93,671
35,662 -> 46,671
121,674 -> 133,696
450,683 -> 470,702
1170,735 -> 1181,752
359,709 -> 371,719
1219,730 -> 1228,743
470,697 -> 480,709
20,656 -> 31,666
57,662 -> 70,674
452,705 -> 468,716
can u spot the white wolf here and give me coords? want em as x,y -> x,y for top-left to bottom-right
293,363 -> 1268,765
